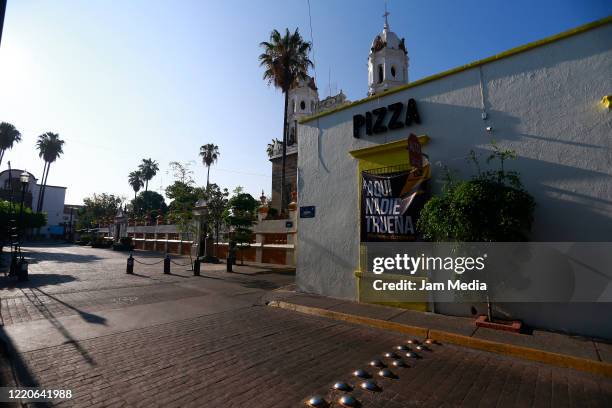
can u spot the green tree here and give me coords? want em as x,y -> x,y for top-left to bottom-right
199,144 -> 219,189
417,144 -> 536,323
1,200 -> 46,245
138,158 -> 159,192
0,122 -> 22,167
225,189 -> 258,264
128,171 -> 144,200
168,161 -> 194,184
259,28 -> 313,211
77,193 -> 123,229
165,161 -> 204,214
131,190 -> 168,219
35,132 -> 65,212
203,183 -> 229,256
417,145 -> 535,242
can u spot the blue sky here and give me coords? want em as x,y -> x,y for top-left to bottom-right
1,0 -> 610,204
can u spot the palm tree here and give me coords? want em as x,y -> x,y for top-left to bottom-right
259,28 -> 313,211
138,158 -> 159,192
128,171 -> 144,200
0,122 -> 22,167
199,143 -> 219,189
36,132 -> 65,212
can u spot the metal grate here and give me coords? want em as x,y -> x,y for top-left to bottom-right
362,163 -> 412,175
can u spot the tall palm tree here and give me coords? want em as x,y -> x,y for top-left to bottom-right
128,170 -> 144,200
36,132 -> 65,212
0,122 -> 22,167
138,158 -> 159,192
259,28 -> 313,211
199,143 -> 219,189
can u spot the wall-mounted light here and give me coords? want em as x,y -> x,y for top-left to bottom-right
602,95 -> 611,109
486,126 -> 493,132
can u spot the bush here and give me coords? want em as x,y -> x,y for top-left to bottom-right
91,236 -> 112,248
0,200 -> 47,242
113,236 -> 135,251
417,145 -> 535,242
76,234 -> 91,245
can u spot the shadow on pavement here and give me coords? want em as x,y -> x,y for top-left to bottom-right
18,289 -> 98,366
35,288 -> 107,326
0,274 -> 77,290
0,327 -> 53,407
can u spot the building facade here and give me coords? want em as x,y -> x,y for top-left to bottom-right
267,77 -> 350,210
0,168 -> 68,238
296,18 -> 612,338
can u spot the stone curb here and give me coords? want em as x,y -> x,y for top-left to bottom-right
267,300 -> 612,378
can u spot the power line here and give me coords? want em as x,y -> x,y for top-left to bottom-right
307,0 -> 317,81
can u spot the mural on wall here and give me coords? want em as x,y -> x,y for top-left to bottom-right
360,162 -> 430,242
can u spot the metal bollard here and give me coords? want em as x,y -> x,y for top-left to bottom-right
17,259 -> 28,282
164,254 -> 171,274
226,256 -> 233,272
193,258 -> 200,276
9,254 -> 18,277
126,254 -> 134,274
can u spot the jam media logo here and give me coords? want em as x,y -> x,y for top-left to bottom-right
371,253 -> 488,275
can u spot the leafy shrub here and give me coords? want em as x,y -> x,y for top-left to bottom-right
417,144 -> 536,242
77,234 -> 92,245
112,236 -> 134,251
90,236 -> 112,248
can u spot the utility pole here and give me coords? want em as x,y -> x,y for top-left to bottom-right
0,1 -> 7,47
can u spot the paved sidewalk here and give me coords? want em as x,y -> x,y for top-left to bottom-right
264,288 -> 612,370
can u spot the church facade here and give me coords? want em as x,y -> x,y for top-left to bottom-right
267,78 -> 350,211
295,17 -> 612,338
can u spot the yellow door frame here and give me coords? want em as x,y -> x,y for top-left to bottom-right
349,135 -> 430,311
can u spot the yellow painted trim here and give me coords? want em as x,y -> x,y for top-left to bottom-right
300,16 -> 612,124
351,137 -> 431,311
268,300 -> 612,377
268,300 -> 428,337
349,135 -> 429,159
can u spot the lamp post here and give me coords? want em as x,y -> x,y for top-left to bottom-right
194,198 -> 209,260
17,171 -> 29,281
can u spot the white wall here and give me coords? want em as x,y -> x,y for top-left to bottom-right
297,23 -> 612,337
32,185 -> 66,236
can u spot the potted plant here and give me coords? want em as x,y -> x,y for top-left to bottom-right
417,143 -> 535,332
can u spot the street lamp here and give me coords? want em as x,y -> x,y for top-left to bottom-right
17,171 -> 30,281
194,198 -> 209,260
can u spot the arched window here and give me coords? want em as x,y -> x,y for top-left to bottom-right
292,100 -> 296,113
378,65 -> 384,83
311,101 -> 315,112
300,100 -> 306,110
391,66 -> 396,78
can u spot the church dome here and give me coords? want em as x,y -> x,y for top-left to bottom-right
371,28 -> 407,54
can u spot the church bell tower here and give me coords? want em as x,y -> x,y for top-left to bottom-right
368,8 -> 409,96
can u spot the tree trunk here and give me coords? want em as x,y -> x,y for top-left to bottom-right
37,162 -> 48,212
280,90 -> 289,212
145,180 -> 148,192
0,150 -> 4,167
206,166 -> 210,190
39,162 -> 51,213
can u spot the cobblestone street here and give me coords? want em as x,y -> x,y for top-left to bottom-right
1,244 -> 611,407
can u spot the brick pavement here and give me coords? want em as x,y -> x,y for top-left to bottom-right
10,306 -> 612,408
1,244 -> 611,407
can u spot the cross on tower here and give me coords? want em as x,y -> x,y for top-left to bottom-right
383,1 -> 390,29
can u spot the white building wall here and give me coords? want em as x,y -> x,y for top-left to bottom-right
32,185 -> 67,236
297,23 -> 612,337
